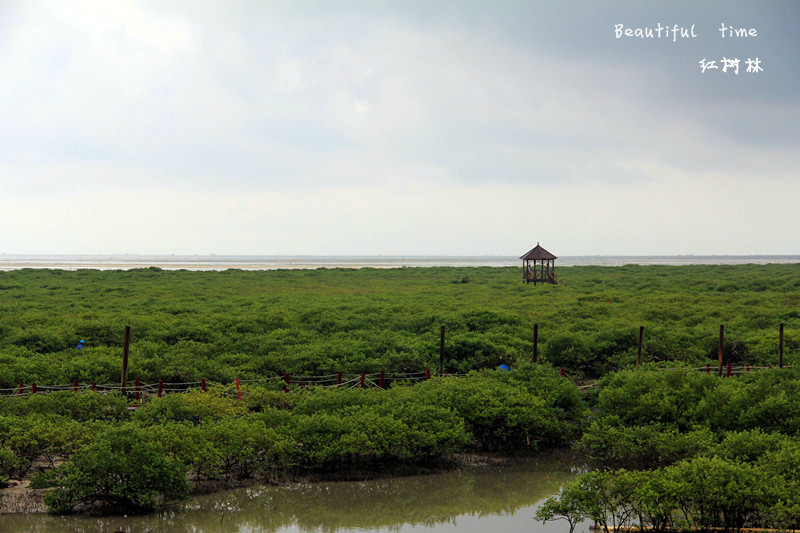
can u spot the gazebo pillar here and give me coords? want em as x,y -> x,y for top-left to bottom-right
520,243 -> 558,285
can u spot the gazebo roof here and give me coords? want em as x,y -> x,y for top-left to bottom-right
520,243 -> 557,260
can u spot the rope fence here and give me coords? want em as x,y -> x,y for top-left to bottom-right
0,362 -> 786,399
0,321 -> 790,398
0,370 -> 474,399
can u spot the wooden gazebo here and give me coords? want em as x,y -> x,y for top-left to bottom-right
520,243 -> 560,285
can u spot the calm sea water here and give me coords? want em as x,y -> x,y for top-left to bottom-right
2,254 -> 799,271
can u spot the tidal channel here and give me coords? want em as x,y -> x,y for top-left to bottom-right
2,454 -> 587,533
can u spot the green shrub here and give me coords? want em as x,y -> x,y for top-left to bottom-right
0,391 -> 130,421
413,373 -> 581,450
667,456 -> 778,530
44,424 -> 190,514
133,387 -> 246,424
29,467 -> 61,489
203,417 -> 294,478
0,447 -> 21,480
581,417 -> 715,470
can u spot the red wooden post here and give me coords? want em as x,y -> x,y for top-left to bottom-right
235,377 -> 242,400
91,382 -> 97,391
745,364 -> 750,372
726,363 -> 732,378
705,363 -> 711,374
425,368 -> 431,380
559,368 -> 565,377
444,370 -> 449,377
718,325 -> 725,376
18,381 -> 23,396
379,370 -> 385,389
134,378 -> 140,401
73,381 -> 78,392
359,373 -> 365,388
201,378 -> 207,392
31,383 -> 37,395
157,380 -> 164,398
336,371 -> 343,387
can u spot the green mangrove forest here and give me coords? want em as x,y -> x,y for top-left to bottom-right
1,264 -> 799,523
0,264 -> 797,385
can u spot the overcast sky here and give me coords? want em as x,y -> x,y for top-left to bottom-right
1,1 -> 798,256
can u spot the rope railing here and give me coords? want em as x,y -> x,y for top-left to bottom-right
1,364 -> 784,399
0,370 -> 452,398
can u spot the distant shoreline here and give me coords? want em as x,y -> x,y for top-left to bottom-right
1,254 -> 800,271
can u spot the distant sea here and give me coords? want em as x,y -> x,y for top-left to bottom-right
2,254 -> 800,271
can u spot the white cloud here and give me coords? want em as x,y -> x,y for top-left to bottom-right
3,165 -> 798,255
0,1 -> 797,255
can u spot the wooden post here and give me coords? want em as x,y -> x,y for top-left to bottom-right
705,363 -> 710,374
745,364 -> 750,372
157,379 -> 163,398
718,325 -> 724,376
726,363 -> 732,378
779,323 -> 785,369
439,325 -> 445,375
31,383 -> 37,395
379,370 -> 385,390
121,325 -> 131,392
134,378 -> 140,401
425,368 -> 431,380
91,382 -> 97,391
235,377 -> 242,400
636,326 -> 644,369
533,324 -> 539,363
201,378 -> 207,392
359,373 -> 365,388
336,371 -> 342,387
18,381 -> 23,396
73,380 -> 78,392
284,372 -> 290,393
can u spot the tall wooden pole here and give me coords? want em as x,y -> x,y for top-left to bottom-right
533,324 -> 539,363
779,323 -> 785,368
121,325 -> 131,392
636,326 -> 644,369
718,325 -> 724,376
439,325 -> 445,375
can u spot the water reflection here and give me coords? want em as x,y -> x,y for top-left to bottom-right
1,455 -> 583,533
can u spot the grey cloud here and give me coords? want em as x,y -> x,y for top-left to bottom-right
1,0 -> 797,194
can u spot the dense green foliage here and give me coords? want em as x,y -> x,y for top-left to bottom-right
539,366 -> 800,531
2,265 -> 799,518
0,365 -> 585,514
0,264 -> 798,386
43,425 -> 191,514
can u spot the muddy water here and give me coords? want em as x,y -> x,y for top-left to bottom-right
1,455 -> 588,533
